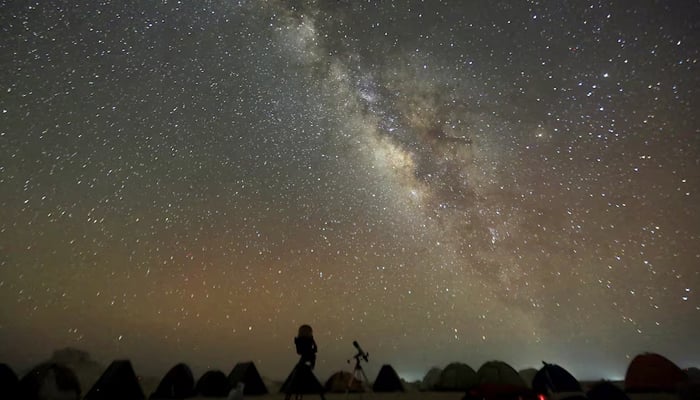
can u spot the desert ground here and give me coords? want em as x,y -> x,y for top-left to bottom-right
181,393 -> 681,400
189,394 -> 465,400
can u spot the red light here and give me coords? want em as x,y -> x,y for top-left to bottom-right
538,395 -> 546,400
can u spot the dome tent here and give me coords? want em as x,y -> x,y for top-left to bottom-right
325,371 -> 364,393
49,348 -> 104,393
476,360 -> 527,387
464,361 -> 532,399
17,348 -> 102,400
624,352 -> 687,393
19,362 -> 81,400
84,359 -> 145,400
372,364 -> 404,392
150,363 -> 196,399
435,362 -> 477,391
532,362 -> 582,395
518,368 -> 538,388
680,370 -> 700,400
686,367 -> 700,382
420,366 -> 442,391
228,361 -> 268,395
195,370 -> 231,397
0,363 -> 20,400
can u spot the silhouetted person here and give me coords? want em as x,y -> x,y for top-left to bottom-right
282,324 -> 325,400
294,324 -> 317,370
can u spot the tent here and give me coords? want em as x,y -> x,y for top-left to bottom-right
587,381 -> 630,400
18,362 -> 81,400
532,362 -> 582,395
420,367 -> 442,391
518,368 -> 538,388
476,360 -> 527,387
625,352 -> 687,393
435,362 -> 477,391
465,361 -> 531,399
150,363 -> 196,399
680,369 -> 700,400
49,348 -> 104,392
325,371 -> 364,393
196,370 -> 231,397
686,367 -> 700,383
84,360 -> 145,400
372,364 -> 404,392
280,363 -> 325,397
0,363 -> 19,400
228,362 -> 268,395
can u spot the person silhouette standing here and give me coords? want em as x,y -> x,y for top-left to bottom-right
295,324 -> 317,370
282,324 -> 326,400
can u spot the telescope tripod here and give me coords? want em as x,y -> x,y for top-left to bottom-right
345,354 -> 372,399
283,360 -> 326,400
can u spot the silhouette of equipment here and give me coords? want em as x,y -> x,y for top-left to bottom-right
282,341 -> 327,400
281,360 -> 326,400
345,341 -> 372,398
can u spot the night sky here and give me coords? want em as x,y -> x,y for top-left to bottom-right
1,0 -> 699,383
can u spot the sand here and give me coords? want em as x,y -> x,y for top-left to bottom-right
187,394 -> 466,400
183,394 -> 682,400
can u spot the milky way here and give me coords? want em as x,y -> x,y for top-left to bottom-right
0,0 -> 698,381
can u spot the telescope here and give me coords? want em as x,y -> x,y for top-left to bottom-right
345,340 -> 371,392
351,340 -> 369,363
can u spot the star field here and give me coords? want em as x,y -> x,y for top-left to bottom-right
0,0 -> 698,382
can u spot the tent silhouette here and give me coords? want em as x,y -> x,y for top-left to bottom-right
435,362 -> 476,391
19,362 -> 81,400
0,363 -> 19,400
372,364 -> 404,392
464,360 -> 532,399
84,360 -> 145,400
324,371 -> 363,393
420,367 -> 442,391
532,362 -> 582,395
587,381 -> 630,400
280,363 -> 325,397
476,360 -> 527,386
196,370 -> 231,397
228,361 -> 268,395
518,368 -> 538,388
686,367 -> 700,382
625,352 -> 687,393
48,348 -> 104,393
150,363 -> 196,399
